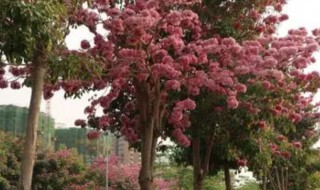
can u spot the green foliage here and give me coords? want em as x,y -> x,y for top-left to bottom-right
238,181 -> 260,190
0,0 -> 67,64
307,171 -> 320,190
32,148 -> 87,190
0,130 -> 23,190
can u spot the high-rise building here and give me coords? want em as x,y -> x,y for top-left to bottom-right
55,122 -> 67,129
55,127 -> 140,164
112,136 -> 140,164
0,104 -> 55,150
55,128 -> 111,163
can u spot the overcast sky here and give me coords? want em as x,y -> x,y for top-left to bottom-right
0,0 -> 320,127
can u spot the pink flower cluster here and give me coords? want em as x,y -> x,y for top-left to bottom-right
89,155 -> 176,189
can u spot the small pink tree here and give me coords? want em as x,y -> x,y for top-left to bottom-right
88,155 -> 176,190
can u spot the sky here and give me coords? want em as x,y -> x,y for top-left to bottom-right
0,0 -> 320,127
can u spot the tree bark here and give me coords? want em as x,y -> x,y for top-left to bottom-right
18,62 -> 46,190
262,171 -> 267,190
224,165 -> 232,190
203,135 -> 214,177
137,81 -> 156,190
193,137 -> 203,190
139,118 -> 154,190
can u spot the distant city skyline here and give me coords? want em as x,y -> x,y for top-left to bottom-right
0,0 -> 320,127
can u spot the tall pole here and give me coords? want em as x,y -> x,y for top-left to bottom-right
105,135 -> 108,190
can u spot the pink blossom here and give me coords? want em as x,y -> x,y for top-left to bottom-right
176,98 -> 196,110
80,40 -> 91,49
274,104 -> 283,112
87,130 -> 101,140
293,57 -> 308,69
269,70 -> 284,81
151,64 -> 181,79
106,7 -> 121,17
165,80 -> 181,91
84,106 -> 94,114
276,135 -> 286,142
10,81 -> 21,89
74,119 -> 87,127
227,96 -> 239,109
99,115 -> 111,128
112,18 -> 125,32
262,80 -> 271,89
173,128 -> 190,147
234,83 -> 247,93
236,159 -> 247,167
169,109 -> 183,124
289,113 -> 302,123
273,150 -> 282,156
234,65 -> 250,75
292,141 -> 302,149
0,79 -> 8,88
221,38 -> 236,46
167,11 -> 182,25
272,108 -> 281,116
269,143 -> 278,151
281,151 -> 291,159
257,121 -> 267,130
0,68 -> 5,75
312,28 -> 320,36
279,14 -> 289,22
248,9 -> 260,20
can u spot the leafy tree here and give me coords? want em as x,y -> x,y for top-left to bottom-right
0,1 -> 79,189
32,148 -> 87,190
166,1 -> 320,189
41,1 -> 320,189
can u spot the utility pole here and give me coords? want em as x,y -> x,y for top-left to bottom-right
105,134 -> 109,190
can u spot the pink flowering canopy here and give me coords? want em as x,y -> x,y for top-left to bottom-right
40,0 -> 320,149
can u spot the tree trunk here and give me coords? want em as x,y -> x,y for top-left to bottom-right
262,172 -> 267,190
136,81 -> 154,190
193,137 -> 203,190
224,165 -> 232,190
18,62 -> 46,190
203,135 -> 214,177
139,120 -> 154,190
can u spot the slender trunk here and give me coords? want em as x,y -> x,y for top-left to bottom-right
262,171 -> 267,190
137,81 -> 154,190
18,63 -> 46,190
150,135 -> 158,178
275,167 -> 282,190
193,137 -> 203,190
202,135 -> 214,177
139,119 -> 154,190
224,165 -> 232,190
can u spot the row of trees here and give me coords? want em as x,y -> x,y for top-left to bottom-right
1,0 -> 320,189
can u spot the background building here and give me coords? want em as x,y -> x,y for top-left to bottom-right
55,122 -> 67,129
0,104 -> 141,164
112,136 -> 140,164
55,128 -> 140,164
0,104 -> 55,150
55,128 -> 112,163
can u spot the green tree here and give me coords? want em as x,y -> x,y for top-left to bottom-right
0,1 -> 86,189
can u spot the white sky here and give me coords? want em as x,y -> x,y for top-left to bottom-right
0,0 -> 320,127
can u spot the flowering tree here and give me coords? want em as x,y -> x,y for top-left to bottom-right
166,1 -> 320,189
64,0 -> 262,188
172,26 -> 320,189
48,0 -> 320,189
